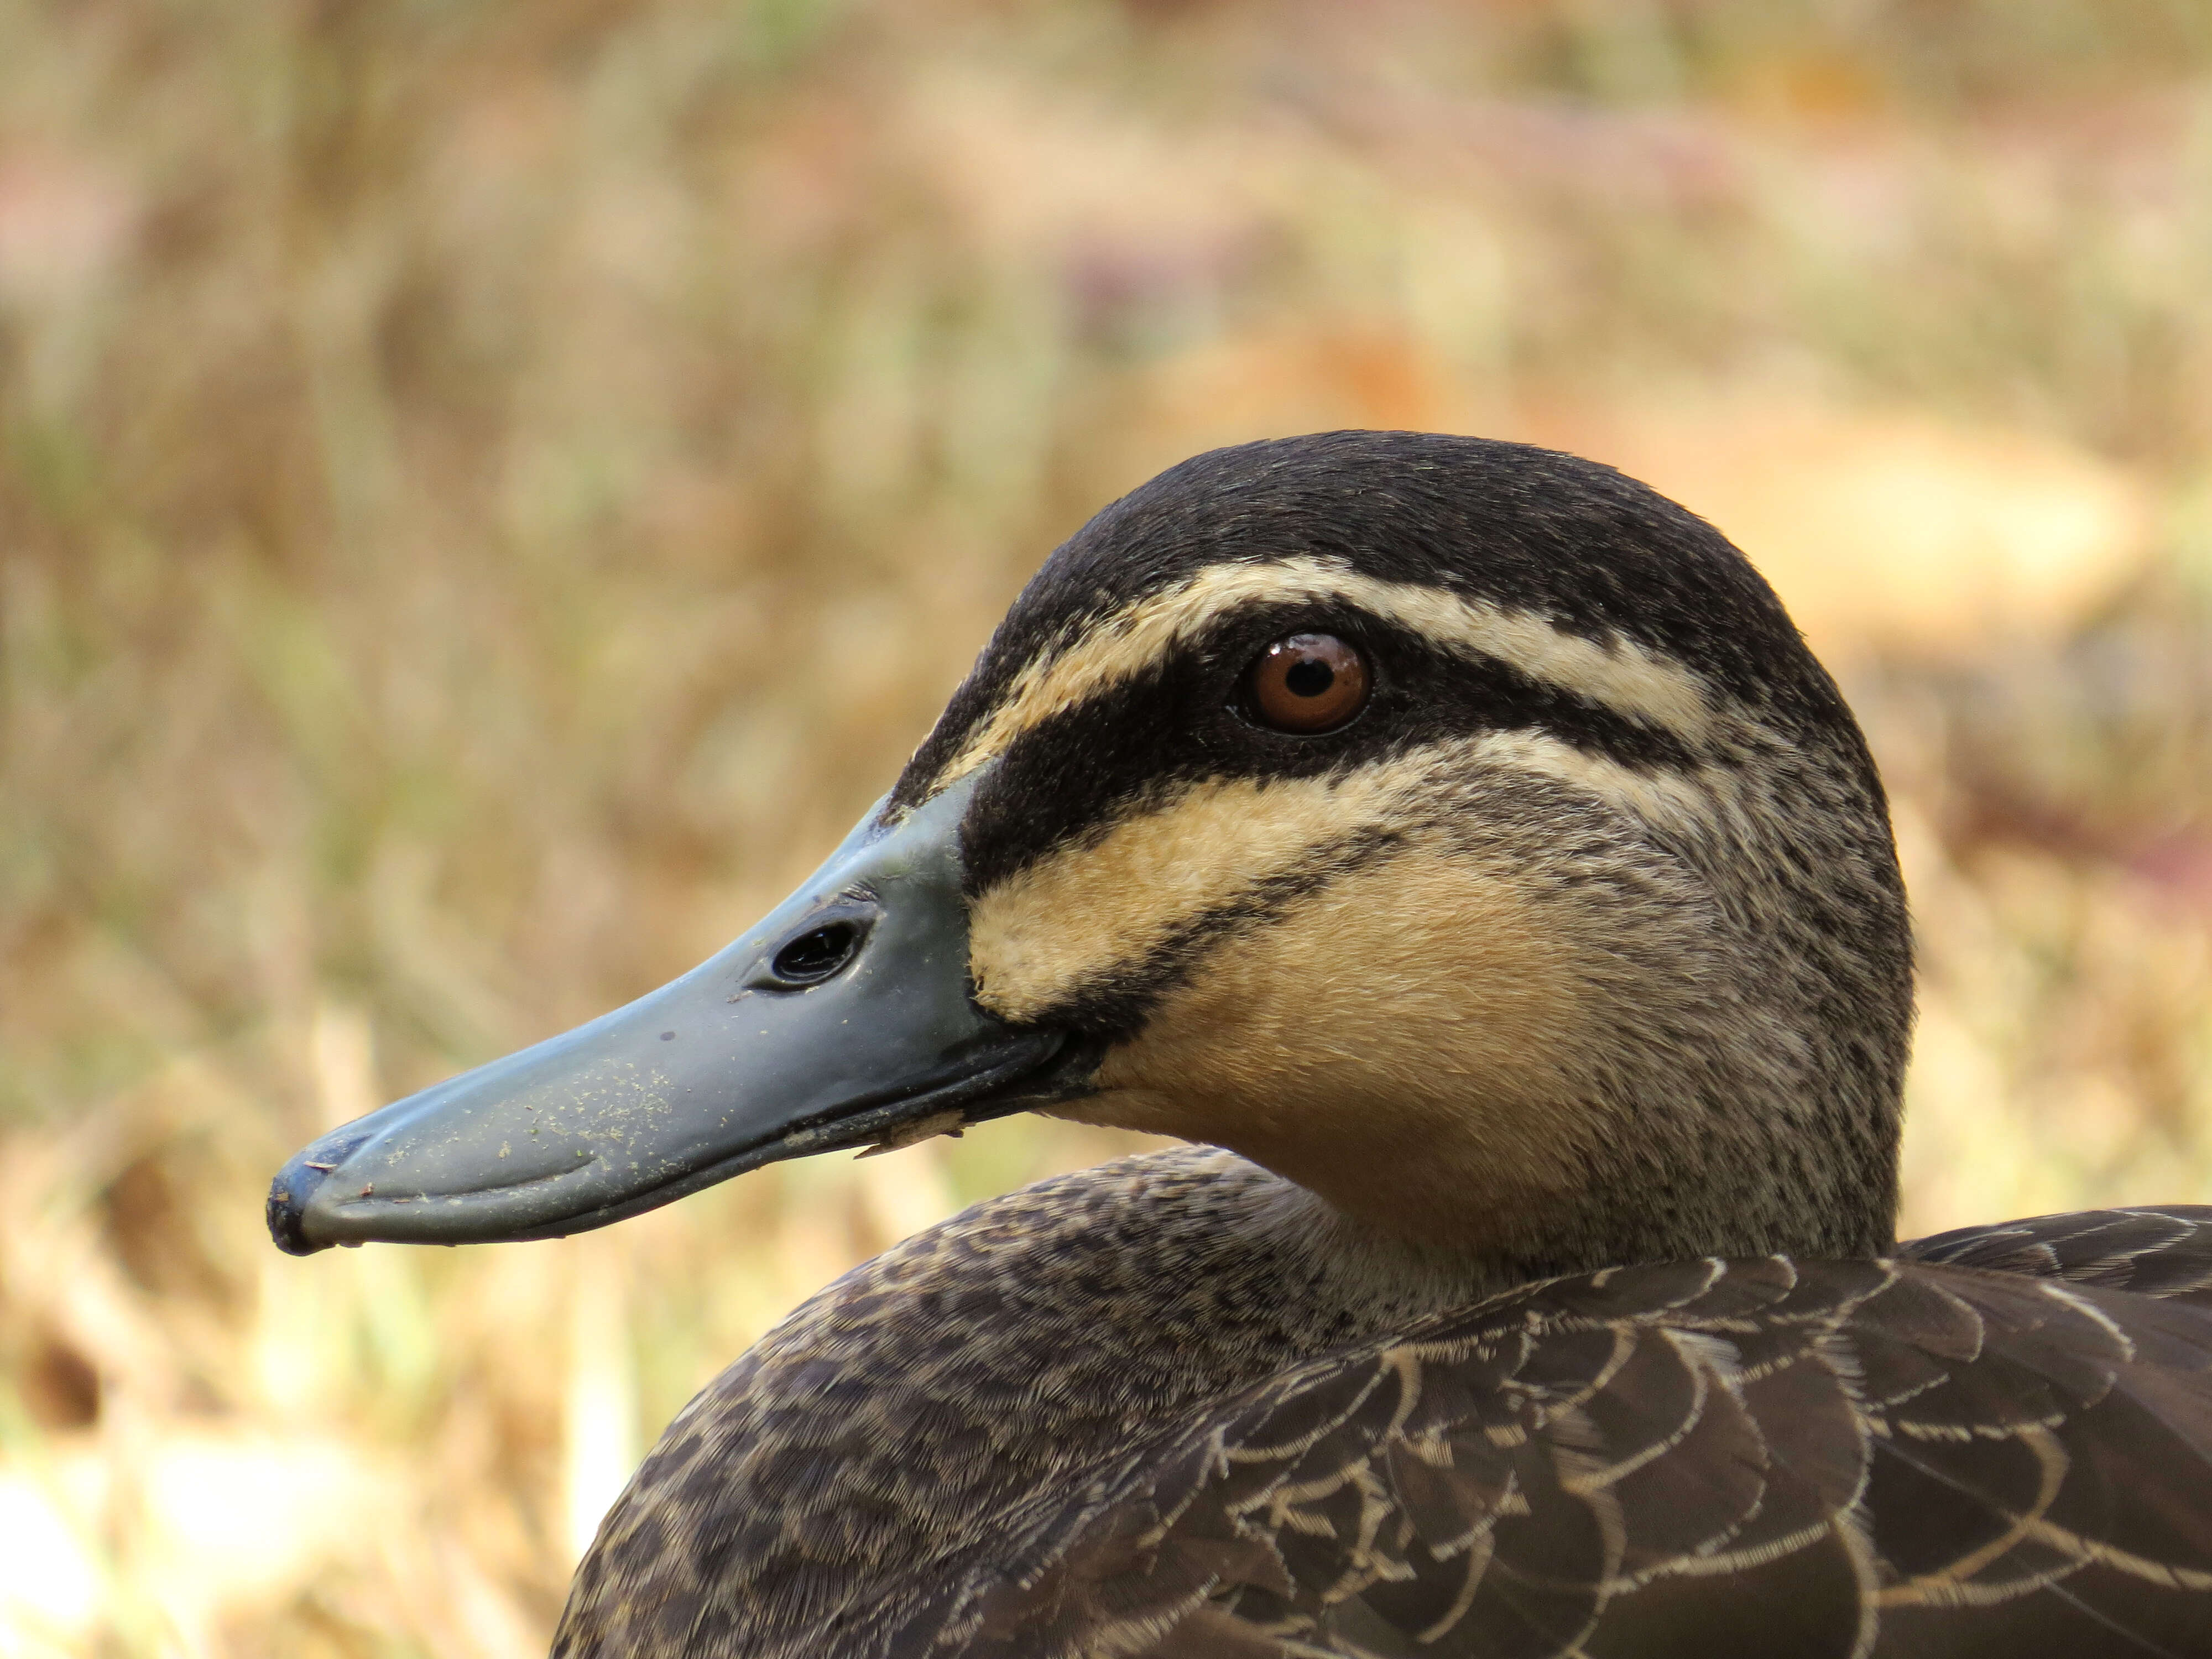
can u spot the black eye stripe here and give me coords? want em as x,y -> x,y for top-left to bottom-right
890,433 -> 1858,817
958,613 -> 1702,895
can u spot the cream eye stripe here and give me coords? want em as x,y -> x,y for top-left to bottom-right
968,755 -> 1440,1024
927,556 -> 1718,796
967,729 -> 1713,1024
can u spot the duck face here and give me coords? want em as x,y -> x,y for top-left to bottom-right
931,559 -> 1725,1250
269,432 -> 1912,1268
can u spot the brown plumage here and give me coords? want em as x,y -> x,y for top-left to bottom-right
267,432 -> 2212,1658
963,1227 -> 2212,1659
555,1154 -> 2212,1658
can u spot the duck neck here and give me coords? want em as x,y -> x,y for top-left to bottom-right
1228,1159 -> 1533,1326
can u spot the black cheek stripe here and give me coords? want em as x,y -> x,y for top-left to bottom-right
1015,825 -> 1410,1040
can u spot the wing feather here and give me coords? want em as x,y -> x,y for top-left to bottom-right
1902,1208 -> 2212,1309
938,1252 -> 2212,1658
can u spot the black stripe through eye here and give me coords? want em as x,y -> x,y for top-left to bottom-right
959,612 -> 1702,896
891,431 -> 1860,817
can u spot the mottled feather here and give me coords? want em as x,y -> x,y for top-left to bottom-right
556,1164 -> 2212,1659
931,1251 -> 2212,1658
1901,1207 -> 2212,1310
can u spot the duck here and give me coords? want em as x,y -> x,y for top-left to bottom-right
267,430 -> 2212,1658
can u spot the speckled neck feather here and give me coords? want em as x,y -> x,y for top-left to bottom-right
558,1149 -> 1490,1658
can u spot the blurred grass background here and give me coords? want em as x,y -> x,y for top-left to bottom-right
4,0 -> 2212,1652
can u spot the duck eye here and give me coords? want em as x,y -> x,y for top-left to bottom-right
1246,633 -> 1370,734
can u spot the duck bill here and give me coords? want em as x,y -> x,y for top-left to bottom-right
266,773 -> 1077,1256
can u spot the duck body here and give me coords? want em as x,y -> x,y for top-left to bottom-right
267,432 -> 2212,1657
560,1152 -> 2212,1659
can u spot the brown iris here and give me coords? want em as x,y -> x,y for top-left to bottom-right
1246,633 -> 1370,734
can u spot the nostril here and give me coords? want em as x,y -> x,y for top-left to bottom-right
770,921 -> 863,987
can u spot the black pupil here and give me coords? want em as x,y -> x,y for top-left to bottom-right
773,923 -> 858,983
1284,656 -> 1335,698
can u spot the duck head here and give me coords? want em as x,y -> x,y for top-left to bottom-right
269,431 -> 1911,1276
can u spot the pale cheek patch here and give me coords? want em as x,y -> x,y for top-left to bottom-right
929,556 -> 1718,796
967,757 -> 1447,1025
967,732 -> 1714,1027
962,731 -> 1714,1245
1081,845 -> 1601,1244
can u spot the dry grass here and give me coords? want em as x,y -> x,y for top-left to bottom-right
3,1 -> 2210,1652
